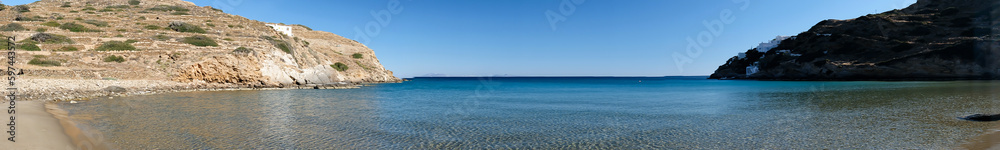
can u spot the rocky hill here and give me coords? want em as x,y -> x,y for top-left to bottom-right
709,0 -> 999,80
0,0 -> 400,88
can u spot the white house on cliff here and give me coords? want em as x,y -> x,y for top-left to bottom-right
266,24 -> 294,37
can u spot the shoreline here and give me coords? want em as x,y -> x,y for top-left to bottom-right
16,78 -> 377,102
7,78 -> 395,149
43,102 -> 111,150
961,125 -> 1000,150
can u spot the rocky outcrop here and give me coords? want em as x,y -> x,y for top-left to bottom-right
709,0 -> 1000,80
173,54 -> 269,86
1,0 -> 400,87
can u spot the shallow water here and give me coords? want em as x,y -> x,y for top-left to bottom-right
58,77 -> 1000,149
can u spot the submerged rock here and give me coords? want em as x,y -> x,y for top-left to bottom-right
102,86 -> 127,93
959,114 -> 1000,122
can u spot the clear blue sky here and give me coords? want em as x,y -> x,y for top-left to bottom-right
6,0 -> 916,78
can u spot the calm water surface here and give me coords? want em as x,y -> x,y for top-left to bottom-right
57,77 -> 1000,149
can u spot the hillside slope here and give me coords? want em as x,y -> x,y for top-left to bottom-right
0,0 -> 399,87
709,0 -> 999,80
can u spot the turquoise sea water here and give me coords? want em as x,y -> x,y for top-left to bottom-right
58,77 -> 1000,149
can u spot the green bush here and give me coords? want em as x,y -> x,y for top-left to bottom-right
35,28 -> 46,32
331,62 -> 349,72
147,5 -> 189,12
223,38 -> 233,41
128,0 -> 141,5
41,21 -> 60,27
56,46 -> 78,51
98,8 -> 114,12
263,36 -> 292,54
106,5 -> 129,9
94,41 -> 137,51
170,12 -> 188,15
31,33 -> 74,44
13,5 -> 29,12
205,23 -> 214,27
0,38 -> 8,50
354,60 -> 371,71
125,39 -> 138,43
28,58 -> 61,66
168,21 -> 206,33
143,25 -> 161,30
0,23 -> 26,31
82,7 -> 96,11
352,53 -> 363,59
14,16 -> 43,21
294,24 -> 312,31
182,35 -> 217,47
82,19 -> 109,27
103,55 -> 125,63
61,2 -> 71,7
60,22 -> 102,32
233,47 -> 252,54
17,40 -> 41,51
153,34 -> 170,41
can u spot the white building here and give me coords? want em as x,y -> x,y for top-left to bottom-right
266,24 -> 294,37
754,36 -> 792,53
737,52 -> 746,59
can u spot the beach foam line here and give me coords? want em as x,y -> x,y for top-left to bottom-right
45,101 -> 113,150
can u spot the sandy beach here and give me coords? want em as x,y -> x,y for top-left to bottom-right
0,101 -> 74,149
0,77 -> 364,149
962,126 -> 1000,150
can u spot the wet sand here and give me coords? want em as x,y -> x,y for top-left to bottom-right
0,101 -> 75,149
45,102 -> 111,150
962,126 -> 1000,150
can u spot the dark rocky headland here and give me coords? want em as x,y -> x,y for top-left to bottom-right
709,0 -> 1000,80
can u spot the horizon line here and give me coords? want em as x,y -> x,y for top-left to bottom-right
408,75 -> 711,78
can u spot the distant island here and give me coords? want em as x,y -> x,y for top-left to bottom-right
0,0 -> 400,101
709,0 -> 999,80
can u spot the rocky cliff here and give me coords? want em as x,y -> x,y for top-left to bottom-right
709,0 -> 1000,80
0,0 -> 400,87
